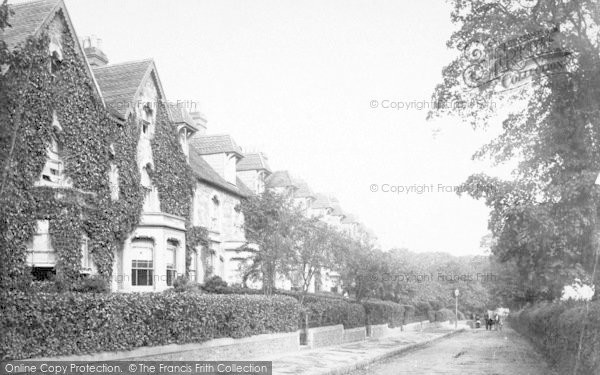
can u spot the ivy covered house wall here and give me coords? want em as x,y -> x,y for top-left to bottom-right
91,57 -> 199,292
1,0 -> 203,292
0,0 -> 146,290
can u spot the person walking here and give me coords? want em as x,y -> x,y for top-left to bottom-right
495,313 -> 502,331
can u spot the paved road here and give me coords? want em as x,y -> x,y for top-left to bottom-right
350,326 -> 557,375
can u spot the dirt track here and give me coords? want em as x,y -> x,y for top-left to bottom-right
350,326 -> 557,375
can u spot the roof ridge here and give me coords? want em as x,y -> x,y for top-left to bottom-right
92,58 -> 154,70
9,0 -> 58,8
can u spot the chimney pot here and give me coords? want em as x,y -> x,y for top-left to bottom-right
83,35 -> 108,67
190,111 -> 207,135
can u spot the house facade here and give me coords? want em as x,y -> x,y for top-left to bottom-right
2,0 -> 371,294
188,132 -> 252,285
92,57 -> 193,292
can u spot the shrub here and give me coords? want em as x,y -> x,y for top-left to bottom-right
429,300 -> 443,311
171,276 -> 202,293
435,308 -> 456,322
301,298 -> 366,329
0,290 -> 300,360
363,300 -> 405,327
427,309 -> 436,322
457,310 -> 466,320
415,301 -> 432,316
511,301 -> 600,375
201,275 -> 228,293
401,305 -> 416,323
72,275 -> 110,293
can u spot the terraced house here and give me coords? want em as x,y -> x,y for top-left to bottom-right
1,0 -> 366,294
188,133 -> 253,285
1,0 -> 207,292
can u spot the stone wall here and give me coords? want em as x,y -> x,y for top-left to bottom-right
342,327 -> 366,344
305,325 -> 344,349
31,332 -> 299,362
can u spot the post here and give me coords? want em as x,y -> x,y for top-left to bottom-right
454,288 -> 459,330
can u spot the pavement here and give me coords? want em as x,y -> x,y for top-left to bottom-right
258,323 -> 468,375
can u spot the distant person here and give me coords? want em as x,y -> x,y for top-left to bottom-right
485,311 -> 493,330
495,313 -> 502,331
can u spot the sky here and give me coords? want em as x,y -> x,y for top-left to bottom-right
60,0 -> 512,256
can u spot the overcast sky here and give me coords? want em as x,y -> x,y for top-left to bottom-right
62,0 -> 511,256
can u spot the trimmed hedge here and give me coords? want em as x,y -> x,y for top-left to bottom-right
363,300 -> 405,327
511,301 -> 600,375
302,297 -> 366,329
435,308 -> 456,322
0,291 -> 300,360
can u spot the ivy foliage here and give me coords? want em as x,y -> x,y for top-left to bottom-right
0,11 -> 144,290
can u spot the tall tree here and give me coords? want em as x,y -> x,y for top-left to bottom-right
240,190 -> 305,294
431,0 -> 600,300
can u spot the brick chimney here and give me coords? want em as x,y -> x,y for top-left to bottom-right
190,111 -> 207,135
82,35 -> 108,67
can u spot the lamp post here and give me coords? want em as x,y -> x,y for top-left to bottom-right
454,288 -> 459,330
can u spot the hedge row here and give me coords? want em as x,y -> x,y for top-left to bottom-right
434,308 -> 456,322
511,301 -> 600,375
0,291 -> 299,360
302,298 -> 366,329
363,300 -> 405,327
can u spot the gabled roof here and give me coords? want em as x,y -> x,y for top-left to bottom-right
341,214 -> 360,224
1,0 -> 103,101
312,193 -> 345,217
188,148 -> 248,198
292,178 -> 315,199
312,193 -> 335,209
92,59 -> 168,119
1,0 -> 60,49
266,170 -> 296,189
189,134 -> 243,157
166,103 -> 198,131
236,177 -> 254,197
236,153 -> 271,173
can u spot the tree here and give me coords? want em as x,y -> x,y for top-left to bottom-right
240,190 -> 306,294
291,218 -> 336,300
431,0 -> 600,301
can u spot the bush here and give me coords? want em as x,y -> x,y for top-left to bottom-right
171,276 -> 202,293
415,301 -> 432,316
511,301 -> 600,375
435,308 -> 456,322
302,298 -> 366,329
201,275 -> 228,293
363,300 -> 405,327
427,309 -> 436,322
457,310 -> 466,320
0,290 -> 300,360
72,275 -> 110,293
401,305 -> 416,323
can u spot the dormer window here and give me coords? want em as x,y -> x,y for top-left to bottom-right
143,102 -> 153,116
142,120 -> 149,135
50,50 -> 62,75
179,129 -> 189,160
39,135 -> 65,186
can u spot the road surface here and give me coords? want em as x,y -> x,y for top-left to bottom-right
350,326 -> 557,375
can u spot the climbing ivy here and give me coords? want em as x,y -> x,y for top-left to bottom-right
0,10 -> 144,290
148,102 -> 206,276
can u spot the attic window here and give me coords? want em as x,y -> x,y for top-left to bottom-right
50,51 -> 62,75
143,103 -> 153,115
212,195 -> 220,205
142,120 -> 150,134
